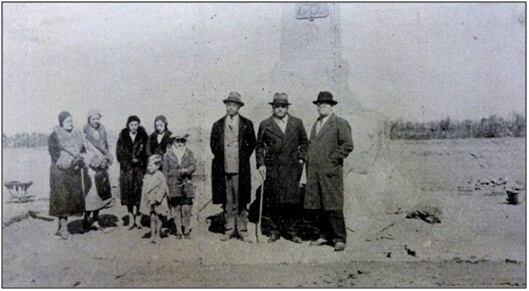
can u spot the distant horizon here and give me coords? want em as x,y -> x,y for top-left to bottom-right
3,111 -> 524,136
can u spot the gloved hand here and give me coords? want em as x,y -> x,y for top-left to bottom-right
258,166 -> 266,179
100,158 -> 109,169
72,157 -> 85,168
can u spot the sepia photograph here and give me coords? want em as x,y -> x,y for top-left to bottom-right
1,2 -> 526,287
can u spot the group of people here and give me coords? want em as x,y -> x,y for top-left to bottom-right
48,90 -> 353,251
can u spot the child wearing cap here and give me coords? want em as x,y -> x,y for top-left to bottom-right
163,132 -> 197,239
140,154 -> 170,244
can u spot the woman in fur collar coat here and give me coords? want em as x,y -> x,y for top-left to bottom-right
83,110 -> 115,232
147,115 -> 173,157
48,111 -> 89,239
116,115 -> 148,229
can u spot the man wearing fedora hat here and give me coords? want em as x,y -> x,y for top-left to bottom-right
304,91 -> 353,252
210,92 -> 256,242
256,93 -> 308,243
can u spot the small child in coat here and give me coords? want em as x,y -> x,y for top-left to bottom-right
140,154 -> 170,244
163,132 -> 197,239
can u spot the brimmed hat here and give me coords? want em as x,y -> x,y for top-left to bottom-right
171,131 -> 189,142
148,154 -> 162,166
269,93 -> 291,106
223,92 -> 244,106
313,91 -> 337,105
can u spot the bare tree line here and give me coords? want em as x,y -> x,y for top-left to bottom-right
389,113 -> 526,140
2,114 -> 526,148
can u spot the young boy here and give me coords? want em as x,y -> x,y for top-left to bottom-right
163,132 -> 197,239
140,154 -> 169,244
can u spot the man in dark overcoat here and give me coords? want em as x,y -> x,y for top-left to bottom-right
210,92 -> 256,242
305,91 -> 353,252
256,93 -> 308,243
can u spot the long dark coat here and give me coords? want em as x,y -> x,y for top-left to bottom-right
304,113 -> 354,211
163,148 -> 197,198
147,130 -> 173,156
48,131 -> 88,217
256,115 -> 308,206
116,126 -> 148,206
210,115 -> 256,207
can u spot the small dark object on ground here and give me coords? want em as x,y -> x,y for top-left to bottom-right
405,245 -> 417,257
72,281 -> 81,287
506,190 -> 520,205
505,259 -> 520,264
406,210 -> 441,224
386,252 -> 392,258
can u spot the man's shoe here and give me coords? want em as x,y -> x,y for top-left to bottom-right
334,241 -> 346,252
91,221 -> 102,231
291,235 -> 303,244
309,238 -> 327,246
268,233 -> 280,243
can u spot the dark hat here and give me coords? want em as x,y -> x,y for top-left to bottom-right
313,91 -> 337,105
170,131 -> 189,141
269,93 -> 291,105
223,92 -> 244,106
126,115 -> 141,126
58,111 -> 72,126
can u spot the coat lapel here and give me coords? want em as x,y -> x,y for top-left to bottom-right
314,113 -> 337,141
166,148 -> 179,165
284,116 -> 295,137
266,117 -> 285,140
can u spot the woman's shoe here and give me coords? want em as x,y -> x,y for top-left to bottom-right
175,233 -> 183,240
128,224 -> 137,231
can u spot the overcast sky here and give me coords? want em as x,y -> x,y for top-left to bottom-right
3,3 -> 525,134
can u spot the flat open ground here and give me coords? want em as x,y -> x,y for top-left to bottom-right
2,137 -> 525,287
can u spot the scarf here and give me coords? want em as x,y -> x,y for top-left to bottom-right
54,126 -> 84,170
84,124 -> 114,169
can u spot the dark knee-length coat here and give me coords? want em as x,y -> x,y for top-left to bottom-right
116,126 -> 148,206
210,115 -> 256,207
48,127 -> 89,217
304,113 -> 354,211
256,114 -> 308,206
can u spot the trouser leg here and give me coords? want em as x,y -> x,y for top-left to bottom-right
318,211 -> 331,241
173,206 -> 183,235
224,174 -> 236,233
327,210 -> 346,243
267,207 -> 281,236
231,175 -> 248,233
283,208 -> 299,238
181,204 -> 192,234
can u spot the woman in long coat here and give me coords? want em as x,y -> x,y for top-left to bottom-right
49,111 -> 89,239
83,109 -> 115,231
116,115 -> 148,229
147,115 -> 173,157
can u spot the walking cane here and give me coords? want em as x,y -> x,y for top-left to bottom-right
256,176 -> 265,243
